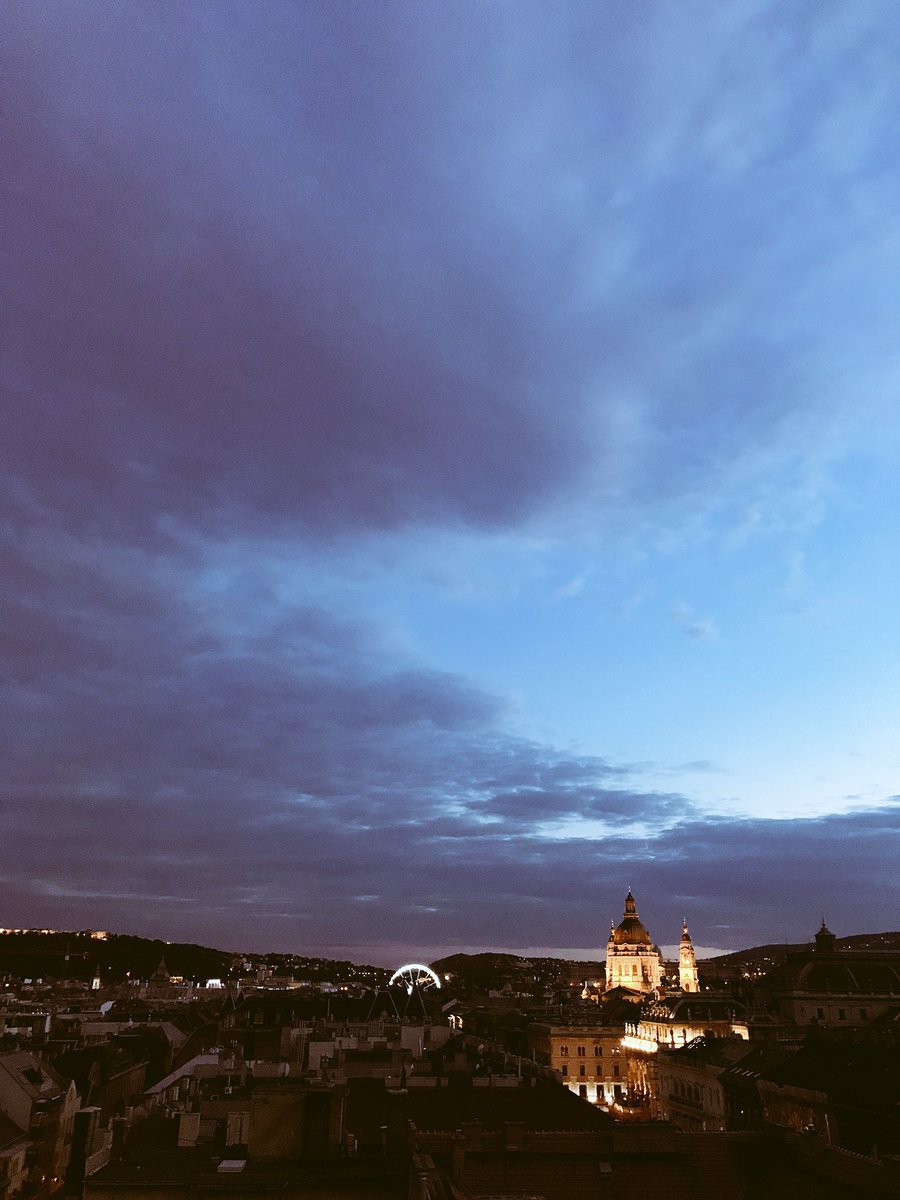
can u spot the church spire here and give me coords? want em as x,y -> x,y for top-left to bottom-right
679,920 -> 699,992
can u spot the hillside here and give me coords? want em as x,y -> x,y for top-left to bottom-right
434,934 -> 900,989
0,929 -> 392,987
431,951 -> 603,993
704,931 -> 900,969
0,929 -> 236,983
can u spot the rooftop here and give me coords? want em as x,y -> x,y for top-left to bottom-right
87,1149 -> 406,1196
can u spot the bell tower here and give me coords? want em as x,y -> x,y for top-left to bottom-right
678,921 -> 699,992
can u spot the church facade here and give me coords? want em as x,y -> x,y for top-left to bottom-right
605,890 -> 698,995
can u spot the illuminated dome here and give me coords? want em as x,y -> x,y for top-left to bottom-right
605,889 -> 663,994
611,889 -> 653,946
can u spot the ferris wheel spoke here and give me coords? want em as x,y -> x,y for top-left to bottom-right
388,962 -> 441,993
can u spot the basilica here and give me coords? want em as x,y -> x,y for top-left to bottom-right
605,889 -> 698,994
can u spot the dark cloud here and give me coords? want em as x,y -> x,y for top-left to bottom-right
583,806 -> 900,952
475,785 -> 684,828
2,9 -> 589,544
7,3 -> 878,547
3,5 -> 900,959
2,526 -> 897,955
0,524 -> 682,948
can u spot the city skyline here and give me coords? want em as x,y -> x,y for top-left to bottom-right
3,2 -> 899,961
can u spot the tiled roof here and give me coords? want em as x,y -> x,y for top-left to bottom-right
767,1039 -> 900,1105
0,1110 -> 27,1152
659,1036 -> 753,1069
0,1051 -> 68,1100
392,1083 -> 612,1132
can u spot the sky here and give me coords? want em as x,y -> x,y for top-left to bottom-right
2,0 -> 899,968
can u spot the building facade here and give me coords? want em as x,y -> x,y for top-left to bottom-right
679,923 -> 699,992
772,922 -> 900,1028
528,1023 -> 627,1106
0,1052 -> 78,1198
604,891 -> 662,994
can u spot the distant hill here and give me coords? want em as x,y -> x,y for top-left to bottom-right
431,952 -> 603,992
0,929 -> 236,983
703,942 -> 808,967
432,952 -> 528,991
0,930 -> 392,987
830,931 -> 900,951
703,931 -> 900,969
433,934 -> 900,990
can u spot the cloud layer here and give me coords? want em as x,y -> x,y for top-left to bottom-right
3,2 -> 900,957
2,524 -> 896,957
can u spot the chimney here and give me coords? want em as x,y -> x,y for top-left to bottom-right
451,1132 -> 466,1181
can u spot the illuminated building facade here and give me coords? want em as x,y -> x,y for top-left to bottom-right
679,922 -> 699,992
655,1036 -> 756,1131
623,995 -> 749,1112
528,1022 -> 627,1106
605,891 -> 662,994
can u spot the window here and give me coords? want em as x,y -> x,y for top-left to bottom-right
860,1008 -> 868,1020
593,1045 -> 602,1057
579,1065 -> 586,1077
577,1046 -> 586,1057
578,1085 -> 587,1099
559,1045 -> 569,1056
816,1008 -> 824,1021
838,1009 -> 846,1021
613,1065 -> 620,1078
561,1065 -> 568,1077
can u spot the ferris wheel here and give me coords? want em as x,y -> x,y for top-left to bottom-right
366,963 -> 442,1021
388,963 -> 442,995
